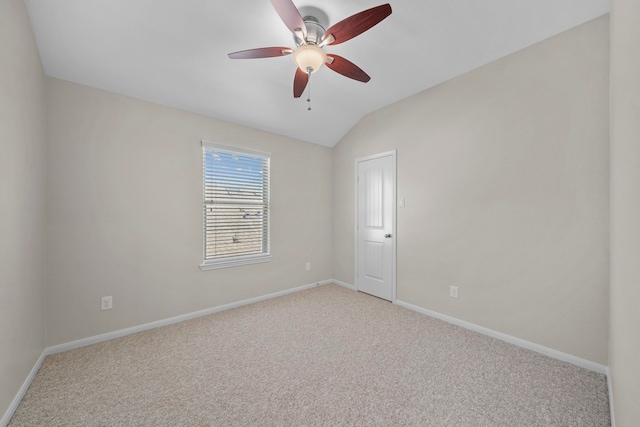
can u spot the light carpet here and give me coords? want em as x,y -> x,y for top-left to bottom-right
9,284 -> 610,426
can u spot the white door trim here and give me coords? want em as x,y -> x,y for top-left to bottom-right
354,150 -> 397,302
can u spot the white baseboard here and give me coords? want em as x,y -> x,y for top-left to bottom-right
331,279 -> 356,291
47,280 -> 333,355
607,366 -> 616,427
1,351 -> 47,427
394,299 -> 608,375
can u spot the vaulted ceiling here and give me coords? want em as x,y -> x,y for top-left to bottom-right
25,0 -> 610,146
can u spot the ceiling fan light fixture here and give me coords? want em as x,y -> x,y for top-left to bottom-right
293,44 -> 326,73
227,2 -> 393,100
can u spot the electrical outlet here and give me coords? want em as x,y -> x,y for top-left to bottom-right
306,262 -> 311,271
101,296 -> 113,310
449,286 -> 458,299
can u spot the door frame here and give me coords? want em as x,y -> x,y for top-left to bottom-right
354,150 -> 397,302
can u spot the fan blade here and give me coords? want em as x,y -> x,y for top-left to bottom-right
228,47 -> 293,59
293,68 -> 309,98
270,0 -> 307,39
322,4 -> 392,46
326,55 -> 371,83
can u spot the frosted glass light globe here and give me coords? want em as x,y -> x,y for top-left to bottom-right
293,44 -> 327,73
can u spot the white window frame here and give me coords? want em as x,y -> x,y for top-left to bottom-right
200,140 -> 272,270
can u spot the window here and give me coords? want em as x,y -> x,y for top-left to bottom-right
200,141 -> 271,270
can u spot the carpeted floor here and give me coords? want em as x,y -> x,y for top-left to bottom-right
9,284 -> 610,426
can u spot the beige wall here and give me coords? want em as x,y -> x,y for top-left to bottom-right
610,0 -> 640,424
333,16 -> 610,364
0,0 -> 47,418
45,78 -> 333,346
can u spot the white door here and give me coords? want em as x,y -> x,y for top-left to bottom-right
356,151 -> 396,301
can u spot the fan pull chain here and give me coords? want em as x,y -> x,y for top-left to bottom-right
306,68 -> 312,111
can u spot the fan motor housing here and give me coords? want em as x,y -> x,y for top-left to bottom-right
296,16 -> 326,46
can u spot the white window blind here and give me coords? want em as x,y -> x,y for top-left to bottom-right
200,141 -> 271,270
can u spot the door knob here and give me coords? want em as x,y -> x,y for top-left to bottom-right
385,233 -> 392,238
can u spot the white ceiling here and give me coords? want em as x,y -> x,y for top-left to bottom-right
25,0 -> 610,147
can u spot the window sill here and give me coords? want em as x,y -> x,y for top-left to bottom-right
200,254 -> 272,270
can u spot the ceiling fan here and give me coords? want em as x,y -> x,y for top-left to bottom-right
228,0 -> 392,100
